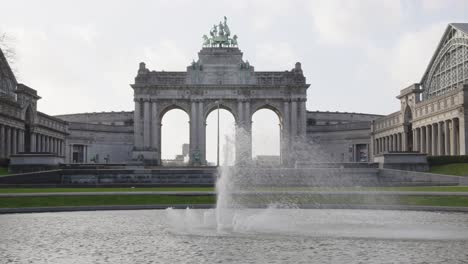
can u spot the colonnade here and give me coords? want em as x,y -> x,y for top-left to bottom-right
375,118 -> 461,156
0,124 -> 25,159
0,124 -> 65,159
30,132 -> 65,156
411,118 -> 460,156
375,132 -> 405,154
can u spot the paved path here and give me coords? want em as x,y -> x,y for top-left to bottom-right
1,204 -> 468,214
1,191 -> 468,197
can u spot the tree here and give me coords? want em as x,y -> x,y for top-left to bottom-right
0,32 -> 17,75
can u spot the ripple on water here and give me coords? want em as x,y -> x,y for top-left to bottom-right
0,209 -> 468,264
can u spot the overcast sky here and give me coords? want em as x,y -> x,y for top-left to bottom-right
1,0 -> 467,161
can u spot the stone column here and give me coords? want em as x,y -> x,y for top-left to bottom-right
290,99 -> 298,140
438,122 -> 444,155
389,135 -> 392,151
374,138 -> 378,154
133,99 -> 143,150
51,137 -> 54,153
236,100 -> 252,165
29,132 -> 35,153
460,113 -> 468,155
401,132 -> 405,151
50,138 -> 54,154
42,136 -> 46,152
298,98 -> 307,138
388,136 -> 392,152
0,125 -> 4,158
37,134 -> 41,152
143,100 -> 151,148
450,119 -> 457,156
444,120 -> 450,155
60,140 -> 64,156
420,127 -> 426,153
375,138 -> 380,154
151,100 -> 160,163
39,135 -> 43,152
189,99 -> 203,165
426,125 -> 431,155
198,101 -> 206,165
5,127 -> 11,157
431,124 -> 437,156
397,133 -> 401,151
46,136 -> 50,152
245,101 -> 252,163
18,130 -> 24,153
11,128 -> 17,155
281,100 -> 291,165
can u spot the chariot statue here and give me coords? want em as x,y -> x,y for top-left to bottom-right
202,16 -> 238,48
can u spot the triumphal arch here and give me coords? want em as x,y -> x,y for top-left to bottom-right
131,17 -> 309,166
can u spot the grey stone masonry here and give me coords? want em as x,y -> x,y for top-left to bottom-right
132,47 -> 309,166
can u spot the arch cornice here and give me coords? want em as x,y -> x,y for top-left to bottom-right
250,100 -> 284,121
203,100 -> 238,123
158,100 -> 191,120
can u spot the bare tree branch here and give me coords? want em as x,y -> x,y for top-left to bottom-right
0,32 -> 18,76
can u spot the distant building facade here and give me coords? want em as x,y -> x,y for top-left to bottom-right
307,111 -> 382,162
2,22 -> 467,167
0,48 -> 68,162
55,112 -> 133,163
371,23 -> 468,158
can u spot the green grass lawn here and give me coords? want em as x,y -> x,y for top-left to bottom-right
1,194 -> 467,208
0,167 -> 9,176
0,195 -> 215,208
430,163 -> 468,176
0,187 -> 214,193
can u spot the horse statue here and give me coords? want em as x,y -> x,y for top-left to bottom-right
202,35 -> 211,47
230,35 -> 238,47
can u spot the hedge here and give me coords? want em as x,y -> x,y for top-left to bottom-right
0,159 -> 9,167
427,155 -> 468,166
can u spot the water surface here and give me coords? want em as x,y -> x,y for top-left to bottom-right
1,209 -> 467,263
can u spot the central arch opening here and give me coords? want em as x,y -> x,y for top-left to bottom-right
206,108 -> 236,166
161,108 -> 190,166
252,108 -> 281,166
404,106 -> 413,152
24,106 -> 34,153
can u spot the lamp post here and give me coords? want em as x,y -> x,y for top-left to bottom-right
216,101 -> 220,167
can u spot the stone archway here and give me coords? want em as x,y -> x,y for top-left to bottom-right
204,103 -> 237,165
131,40 -> 309,166
251,106 -> 282,165
24,106 -> 34,153
159,106 -> 190,165
403,106 -> 413,151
